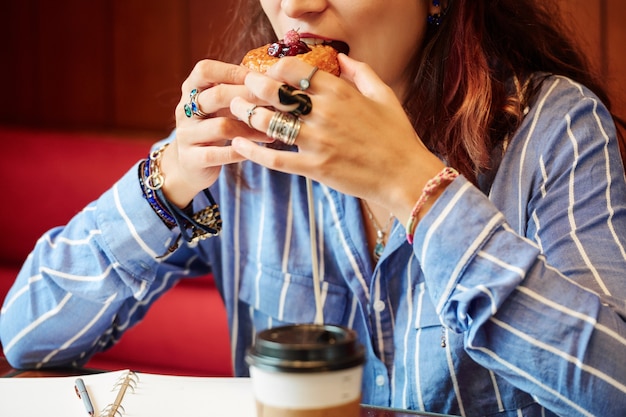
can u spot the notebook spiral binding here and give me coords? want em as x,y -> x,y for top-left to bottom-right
101,371 -> 139,417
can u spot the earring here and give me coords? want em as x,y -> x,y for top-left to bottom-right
428,0 -> 444,26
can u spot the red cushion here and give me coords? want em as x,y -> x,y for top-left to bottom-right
0,126 -> 232,376
87,274 -> 232,377
0,267 -> 19,305
0,126 -> 154,265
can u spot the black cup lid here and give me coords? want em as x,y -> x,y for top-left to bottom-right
245,324 -> 365,373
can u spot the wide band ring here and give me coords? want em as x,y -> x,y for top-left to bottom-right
266,111 -> 301,146
184,88 -> 210,118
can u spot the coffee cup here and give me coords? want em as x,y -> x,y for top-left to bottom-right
245,324 -> 365,417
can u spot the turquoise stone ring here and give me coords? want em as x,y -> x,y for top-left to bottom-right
184,88 -> 210,118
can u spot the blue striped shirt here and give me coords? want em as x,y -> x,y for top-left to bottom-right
2,75 -> 626,416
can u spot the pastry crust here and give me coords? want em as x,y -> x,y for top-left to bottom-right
241,44 -> 340,76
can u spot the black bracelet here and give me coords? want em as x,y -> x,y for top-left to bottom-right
137,142 -> 222,257
155,187 -> 222,243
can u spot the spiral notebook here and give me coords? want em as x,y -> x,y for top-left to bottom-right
0,369 -> 256,417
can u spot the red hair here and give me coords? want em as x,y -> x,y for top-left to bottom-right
218,0 -> 625,184
407,0 -> 625,183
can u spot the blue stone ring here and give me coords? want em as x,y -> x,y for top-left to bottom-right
183,88 -> 210,118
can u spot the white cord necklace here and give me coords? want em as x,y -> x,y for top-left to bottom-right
306,178 -> 323,324
362,200 -> 394,262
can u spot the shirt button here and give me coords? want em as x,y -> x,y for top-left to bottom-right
376,375 -> 386,386
373,300 -> 385,312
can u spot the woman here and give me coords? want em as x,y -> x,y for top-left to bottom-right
2,0 -> 625,415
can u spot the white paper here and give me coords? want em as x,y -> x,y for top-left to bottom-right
0,370 -> 256,417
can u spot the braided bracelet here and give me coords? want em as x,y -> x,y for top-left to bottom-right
405,167 -> 459,244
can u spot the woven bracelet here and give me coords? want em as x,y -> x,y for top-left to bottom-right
405,167 -> 459,244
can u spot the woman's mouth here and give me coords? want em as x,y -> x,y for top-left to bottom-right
302,38 -> 350,55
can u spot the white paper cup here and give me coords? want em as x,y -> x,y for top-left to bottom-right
246,324 -> 365,417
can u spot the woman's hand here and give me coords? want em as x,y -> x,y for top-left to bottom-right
160,59 -> 271,207
229,54 -> 445,220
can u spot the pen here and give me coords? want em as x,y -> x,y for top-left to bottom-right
74,378 -> 95,416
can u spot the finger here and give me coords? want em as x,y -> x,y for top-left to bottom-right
230,97 -> 279,136
230,96 -> 314,147
178,60 -> 254,121
183,59 -> 251,92
177,115 -> 270,147
244,71 -> 315,114
193,83 -> 258,119
337,54 -> 395,100
231,136 -> 311,175
198,143 -> 249,167
265,57 -> 331,92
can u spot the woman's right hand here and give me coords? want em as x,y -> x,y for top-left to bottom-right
159,59 -> 271,207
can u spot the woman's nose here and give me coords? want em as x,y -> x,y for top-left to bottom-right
280,0 -> 328,18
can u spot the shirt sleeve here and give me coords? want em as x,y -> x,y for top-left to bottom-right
413,78 -> 626,416
0,157 -> 210,369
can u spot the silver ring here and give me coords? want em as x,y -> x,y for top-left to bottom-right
266,111 -> 301,146
184,88 -> 210,118
299,66 -> 319,91
246,105 -> 258,128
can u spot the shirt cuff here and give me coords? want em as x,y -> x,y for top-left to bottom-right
94,161 -> 180,297
412,176 -> 533,332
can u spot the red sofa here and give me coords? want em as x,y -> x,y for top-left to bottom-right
0,126 -> 232,376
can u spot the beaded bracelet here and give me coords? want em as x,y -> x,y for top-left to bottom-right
139,160 -> 177,228
405,166 -> 459,244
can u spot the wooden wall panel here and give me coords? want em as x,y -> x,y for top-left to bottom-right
0,0 -> 39,126
111,1 -> 189,132
558,0 -> 603,69
36,0 -> 110,128
606,0 -> 626,118
189,0 -> 233,61
560,0 -> 626,119
0,1 -> 624,135
0,0 -> 111,130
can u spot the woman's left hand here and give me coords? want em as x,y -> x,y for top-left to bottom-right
229,54 -> 444,218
